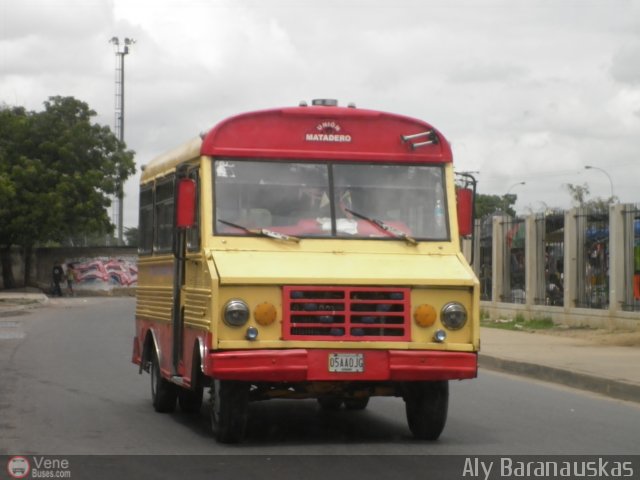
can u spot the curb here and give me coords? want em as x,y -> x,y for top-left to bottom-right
0,307 -> 29,318
0,303 -> 42,318
479,354 -> 640,404
0,293 -> 49,318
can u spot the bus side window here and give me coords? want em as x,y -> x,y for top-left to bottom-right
155,176 -> 175,253
186,169 -> 200,252
139,186 -> 154,255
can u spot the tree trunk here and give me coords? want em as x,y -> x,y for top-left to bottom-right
1,245 -> 16,290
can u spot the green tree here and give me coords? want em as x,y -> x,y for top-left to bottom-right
475,193 -> 518,218
0,97 -> 135,288
124,227 -> 139,247
565,182 -> 614,212
565,183 -> 590,207
0,105 -> 31,288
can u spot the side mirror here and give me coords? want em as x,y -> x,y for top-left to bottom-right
456,187 -> 474,236
176,178 -> 197,229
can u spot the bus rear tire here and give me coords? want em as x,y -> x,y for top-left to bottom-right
150,350 -> 178,413
404,380 -> 448,440
210,380 -> 249,443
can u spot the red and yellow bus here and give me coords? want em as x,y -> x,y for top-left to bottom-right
132,99 -> 479,443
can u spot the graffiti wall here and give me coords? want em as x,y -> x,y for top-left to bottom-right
65,256 -> 138,290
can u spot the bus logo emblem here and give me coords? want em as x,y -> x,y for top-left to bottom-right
305,121 -> 352,143
7,456 -> 30,479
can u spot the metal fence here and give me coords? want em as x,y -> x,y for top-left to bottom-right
500,216 -> 525,304
473,204 -> 640,329
575,208 -> 609,309
534,211 -> 564,307
622,204 -> 640,312
478,216 -> 493,301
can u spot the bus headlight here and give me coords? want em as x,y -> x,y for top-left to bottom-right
433,329 -> 447,343
223,299 -> 250,327
245,326 -> 259,341
441,302 -> 467,330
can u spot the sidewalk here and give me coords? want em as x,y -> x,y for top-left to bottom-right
480,327 -> 640,403
1,291 -> 639,403
0,290 -> 49,317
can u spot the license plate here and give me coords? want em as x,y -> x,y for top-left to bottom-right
328,353 -> 364,373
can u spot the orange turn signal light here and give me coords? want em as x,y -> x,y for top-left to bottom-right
254,302 -> 277,326
414,304 -> 437,327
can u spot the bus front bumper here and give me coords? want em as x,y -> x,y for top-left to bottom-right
204,349 -> 477,382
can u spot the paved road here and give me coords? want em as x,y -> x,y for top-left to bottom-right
1,297 -> 640,458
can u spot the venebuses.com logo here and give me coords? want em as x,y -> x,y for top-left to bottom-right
6,455 -> 71,478
6,456 -> 30,479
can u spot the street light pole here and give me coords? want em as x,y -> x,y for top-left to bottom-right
506,181 -> 526,196
584,165 -> 614,201
109,36 -> 135,245
504,181 -> 525,214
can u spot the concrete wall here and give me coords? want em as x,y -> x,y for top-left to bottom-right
1,247 -> 137,295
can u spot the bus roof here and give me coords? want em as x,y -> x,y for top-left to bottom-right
141,102 -> 452,183
141,136 -> 202,183
201,103 -> 452,163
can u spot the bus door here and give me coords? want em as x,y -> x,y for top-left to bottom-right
170,165 -> 198,378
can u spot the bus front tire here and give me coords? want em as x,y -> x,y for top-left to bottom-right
178,385 -> 203,414
210,380 -> 249,443
344,397 -> 370,410
150,350 -> 178,413
179,356 -> 204,414
317,397 -> 343,410
404,380 -> 448,440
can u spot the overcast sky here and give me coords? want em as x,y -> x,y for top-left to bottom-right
1,0 -> 639,228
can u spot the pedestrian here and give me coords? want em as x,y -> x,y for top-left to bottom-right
66,263 -> 76,296
52,262 -> 64,297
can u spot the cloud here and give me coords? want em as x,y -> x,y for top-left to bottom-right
448,62 -> 528,84
0,0 -> 113,42
611,43 -> 640,85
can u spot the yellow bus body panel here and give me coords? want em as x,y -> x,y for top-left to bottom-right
211,249 -> 475,286
208,246 -> 479,352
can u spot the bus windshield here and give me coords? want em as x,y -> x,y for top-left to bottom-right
214,159 -> 448,241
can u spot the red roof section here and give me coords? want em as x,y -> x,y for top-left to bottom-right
200,104 -> 452,163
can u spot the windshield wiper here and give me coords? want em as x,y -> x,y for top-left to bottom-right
218,219 -> 300,243
345,209 -> 417,246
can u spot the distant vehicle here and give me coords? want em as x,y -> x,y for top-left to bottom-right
132,99 -> 479,443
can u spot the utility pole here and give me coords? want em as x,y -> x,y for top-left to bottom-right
109,37 -> 135,245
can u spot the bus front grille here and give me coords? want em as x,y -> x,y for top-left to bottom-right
282,286 -> 411,341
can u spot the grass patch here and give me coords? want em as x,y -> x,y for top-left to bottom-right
0,298 -> 39,306
481,315 -> 555,331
